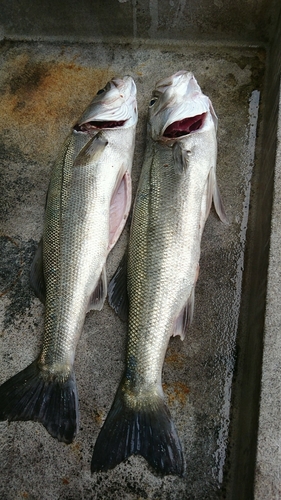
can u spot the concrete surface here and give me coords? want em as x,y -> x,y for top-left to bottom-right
0,39 -> 265,499
0,1 -> 281,499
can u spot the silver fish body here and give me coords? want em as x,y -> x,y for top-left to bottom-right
41,89 -> 137,379
0,76 -> 138,443
92,71 -> 226,475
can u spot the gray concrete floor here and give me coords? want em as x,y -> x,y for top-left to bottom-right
0,39 -> 267,498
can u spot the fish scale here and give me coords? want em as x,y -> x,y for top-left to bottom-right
92,71 -> 226,476
127,140 -> 203,390
41,133 -> 94,372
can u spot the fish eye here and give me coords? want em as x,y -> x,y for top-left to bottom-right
97,88 -> 106,95
149,97 -> 158,107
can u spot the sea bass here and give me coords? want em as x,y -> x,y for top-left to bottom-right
0,75 -> 138,443
91,71 -> 226,475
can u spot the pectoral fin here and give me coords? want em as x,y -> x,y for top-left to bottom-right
74,132 -> 108,168
108,171 -> 132,252
172,142 -> 190,174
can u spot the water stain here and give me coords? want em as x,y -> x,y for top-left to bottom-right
0,236 -> 23,297
8,58 -> 50,96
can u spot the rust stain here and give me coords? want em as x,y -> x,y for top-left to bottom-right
92,408 -> 104,426
163,381 -> 190,407
62,477 -> 69,485
70,440 -> 82,459
21,493 -> 29,499
165,346 -> 186,369
0,53 -> 114,160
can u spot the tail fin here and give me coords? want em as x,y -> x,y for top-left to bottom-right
91,384 -> 184,476
0,360 -> 79,444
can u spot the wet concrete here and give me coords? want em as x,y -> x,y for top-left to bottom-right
0,40 -> 266,498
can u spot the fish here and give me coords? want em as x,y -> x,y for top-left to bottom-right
0,75 -> 138,444
91,71 -> 227,475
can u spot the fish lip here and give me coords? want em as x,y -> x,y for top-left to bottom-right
73,119 -> 128,133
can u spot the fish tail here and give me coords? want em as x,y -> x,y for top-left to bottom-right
0,360 -> 79,444
91,383 -> 184,476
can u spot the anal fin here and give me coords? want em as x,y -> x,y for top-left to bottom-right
108,250 -> 129,321
30,237 -> 46,304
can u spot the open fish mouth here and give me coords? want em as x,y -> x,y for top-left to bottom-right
163,112 -> 207,138
74,119 -> 127,132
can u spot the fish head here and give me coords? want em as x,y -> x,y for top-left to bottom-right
74,75 -> 138,133
148,70 -> 217,144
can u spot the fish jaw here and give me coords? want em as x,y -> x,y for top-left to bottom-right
76,75 -> 138,132
149,70 -> 217,142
